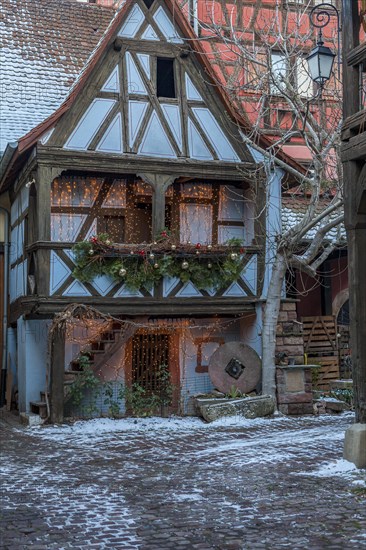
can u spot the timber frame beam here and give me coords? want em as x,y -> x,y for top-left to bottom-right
36,146 -> 254,182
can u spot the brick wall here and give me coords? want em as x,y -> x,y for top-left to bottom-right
275,301 -> 304,364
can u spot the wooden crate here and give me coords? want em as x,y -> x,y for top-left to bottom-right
312,356 -> 340,391
302,316 -> 338,356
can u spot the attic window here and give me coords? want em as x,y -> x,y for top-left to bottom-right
157,58 -> 176,98
142,0 -> 155,8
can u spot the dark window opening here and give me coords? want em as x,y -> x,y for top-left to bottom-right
142,0 -> 155,8
157,58 -> 176,98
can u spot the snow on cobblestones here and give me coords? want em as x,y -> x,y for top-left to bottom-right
1,412 -> 366,549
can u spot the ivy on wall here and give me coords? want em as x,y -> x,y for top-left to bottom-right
72,232 -> 246,292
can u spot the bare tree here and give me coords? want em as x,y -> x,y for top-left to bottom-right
189,0 -> 345,397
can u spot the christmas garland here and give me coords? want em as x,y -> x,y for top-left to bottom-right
72,231 -> 246,292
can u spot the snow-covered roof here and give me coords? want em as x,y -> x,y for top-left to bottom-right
282,196 -> 345,241
0,0 -> 114,153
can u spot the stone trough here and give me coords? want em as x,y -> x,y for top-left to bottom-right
194,395 -> 276,423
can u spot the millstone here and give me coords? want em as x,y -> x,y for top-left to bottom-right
208,341 -> 261,394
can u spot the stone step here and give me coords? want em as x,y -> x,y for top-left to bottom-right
20,412 -> 42,427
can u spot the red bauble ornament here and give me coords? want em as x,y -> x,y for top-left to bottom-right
240,248 -> 245,254
138,250 -> 145,256
195,243 -> 201,249
161,231 -> 168,238
90,236 -> 98,243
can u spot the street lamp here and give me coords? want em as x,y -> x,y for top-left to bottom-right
306,2 -> 341,87
306,35 -> 336,86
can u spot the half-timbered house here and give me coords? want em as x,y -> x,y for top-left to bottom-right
1,0 -> 295,421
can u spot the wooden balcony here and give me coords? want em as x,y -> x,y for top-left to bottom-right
11,241 -> 263,321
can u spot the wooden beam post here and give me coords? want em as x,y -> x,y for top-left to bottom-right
50,325 -> 65,424
137,173 -> 175,238
341,0 -> 360,119
35,166 -> 59,295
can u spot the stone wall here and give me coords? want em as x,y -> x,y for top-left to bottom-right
275,301 -> 304,364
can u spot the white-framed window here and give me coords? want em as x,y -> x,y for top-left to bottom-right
270,52 -> 288,95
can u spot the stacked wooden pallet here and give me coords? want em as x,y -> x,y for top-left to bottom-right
302,316 -> 340,391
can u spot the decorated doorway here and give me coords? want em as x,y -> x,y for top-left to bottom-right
127,330 -> 180,414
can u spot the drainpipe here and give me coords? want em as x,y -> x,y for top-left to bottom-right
0,206 -> 9,407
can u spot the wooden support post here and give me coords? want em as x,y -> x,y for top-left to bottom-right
348,225 -> 366,424
50,326 -> 65,424
343,159 -> 366,424
341,0 -> 360,119
137,173 -> 175,239
35,166 -> 59,295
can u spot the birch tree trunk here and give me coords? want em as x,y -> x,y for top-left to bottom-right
262,251 -> 287,399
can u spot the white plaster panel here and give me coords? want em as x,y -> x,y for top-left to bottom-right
129,100 -> 148,146
114,285 -> 143,298
126,52 -> 147,95
192,108 -> 240,162
50,251 -> 72,294
10,196 -> 20,226
39,127 -> 54,145
154,7 -> 183,43
10,222 -> 24,264
13,260 -> 27,301
65,99 -> 116,150
141,25 -> 159,41
223,281 -> 247,297
138,111 -> 176,158
137,54 -> 151,79
101,65 -> 120,93
63,280 -> 92,297
10,267 -> 16,303
161,104 -> 182,150
163,276 -> 180,297
118,4 -> 144,38
20,186 -> 30,213
90,275 -> 116,296
185,74 -> 203,101
176,281 -> 203,298
10,226 -> 19,264
241,255 -> 257,294
187,118 -> 213,160
96,113 -> 123,153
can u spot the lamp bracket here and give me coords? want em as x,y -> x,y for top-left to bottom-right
308,3 -> 341,80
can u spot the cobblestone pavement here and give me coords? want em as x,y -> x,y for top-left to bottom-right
1,411 -> 366,550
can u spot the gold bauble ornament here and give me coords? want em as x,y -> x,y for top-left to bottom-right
182,260 -> 189,270
230,252 -> 238,260
171,244 -> 176,250
88,249 -> 94,256
208,263 -> 212,269
154,263 -> 159,269
119,267 -> 127,277
105,239 -> 111,245
149,253 -> 155,259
